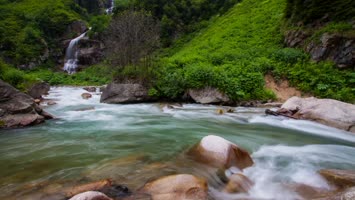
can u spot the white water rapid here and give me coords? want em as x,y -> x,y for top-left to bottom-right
0,87 -> 354,200
63,31 -> 88,74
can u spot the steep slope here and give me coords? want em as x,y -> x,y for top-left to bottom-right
154,0 -> 354,102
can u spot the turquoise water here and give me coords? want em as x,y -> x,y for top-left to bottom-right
0,87 -> 354,199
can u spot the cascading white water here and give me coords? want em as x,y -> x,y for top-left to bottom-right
63,31 -> 88,74
106,0 -> 114,14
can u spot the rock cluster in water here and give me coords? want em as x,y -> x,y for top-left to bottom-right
0,80 -> 53,128
266,96 -> 355,133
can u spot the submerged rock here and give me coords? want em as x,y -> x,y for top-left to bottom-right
66,179 -> 112,198
0,80 -> 53,128
188,87 -> 230,104
188,135 -> 253,170
81,93 -> 93,100
270,97 -> 355,133
223,173 -> 253,194
319,169 -> 355,188
28,82 -> 50,99
140,174 -> 208,200
100,83 -> 153,104
68,191 -> 112,200
83,87 -> 97,93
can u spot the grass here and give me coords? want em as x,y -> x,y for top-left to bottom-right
153,0 -> 354,102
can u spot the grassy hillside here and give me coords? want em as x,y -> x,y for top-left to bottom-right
153,0 -> 354,102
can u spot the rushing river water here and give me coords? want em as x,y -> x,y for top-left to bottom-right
0,87 -> 354,200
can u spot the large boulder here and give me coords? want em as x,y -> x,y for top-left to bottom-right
140,174 -> 208,200
0,80 -> 53,128
27,82 -> 50,99
187,135 -> 254,170
280,97 -> 355,133
100,83 -> 153,104
188,87 -> 230,104
319,169 -> 355,188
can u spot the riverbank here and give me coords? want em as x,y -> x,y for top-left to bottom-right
0,87 -> 354,199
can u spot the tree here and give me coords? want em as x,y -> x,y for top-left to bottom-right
104,10 -> 160,68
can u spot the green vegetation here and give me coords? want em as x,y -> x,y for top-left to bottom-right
0,0 -> 83,65
285,0 -> 355,25
0,0 -> 353,103
149,0 -> 354,102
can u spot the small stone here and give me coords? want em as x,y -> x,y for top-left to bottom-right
83,87 -> 96,93
81,93 -> 92,99
34,99 -> 41,104
216,109 -> 225,115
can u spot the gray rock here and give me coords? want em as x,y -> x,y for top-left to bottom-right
63,20 -> 88,40
188,87 -> 230,104
281,97 -> 355,133
77,39 -> 104,67
284,30 -> 354,69
28,82 -> 50,99
100,83 -> 153,104
0,80 -> 53,128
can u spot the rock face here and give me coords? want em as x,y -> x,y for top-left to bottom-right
279,97 -> 355,133
285,30 -> 354,69
188,87 -> 230,104
74,0 -> 106,14
140,174 -> 208,200
77,39 -> 104,67
28,82 -> 50,99
188,135 -> 254,170
100,83 -> 153,104
319,169 -> 355,188
0,80 -> 53,128
63,20 -> 88,40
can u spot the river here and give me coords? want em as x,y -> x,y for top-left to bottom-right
0,87 -> 354,199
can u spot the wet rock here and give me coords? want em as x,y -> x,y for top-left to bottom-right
34,99 -> 41,104
223,173 -> 253,194
140,174 -> 208,200
82,93 -> 92,100
83,87 -> 97,93
216,109 -> 225,115
285,183 -> 334,199
100,184 -> 132,199
28,82 -> 50,99
226,107 -> 235,113
319,169 -> 355,188
47,101 -> 57,106
66,179 -> 112,198
68,191 -> 112,200
188,135 -> 254,170
75,106 -> 95,112
100,83 -> 154,104
0,80 -> 53,128
258,102 -> 283,108
314,187 -> 355,200
278,97 -> 355,133
188,87 -> 230,104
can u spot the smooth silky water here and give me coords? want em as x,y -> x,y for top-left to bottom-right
0,87 -> 354,199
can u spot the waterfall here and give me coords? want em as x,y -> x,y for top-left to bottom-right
106,0 -> 114,14
63,31 -> 88,74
